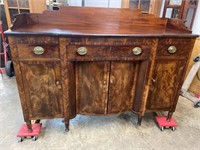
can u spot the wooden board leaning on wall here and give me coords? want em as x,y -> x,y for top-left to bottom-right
185,38 -> 200,95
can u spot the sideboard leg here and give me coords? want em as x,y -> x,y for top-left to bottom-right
166,111 -> 173,121
35,119 -> 40,123
64,120 -> 69,132
26,120 -> 33,132
137,115 -> 143,126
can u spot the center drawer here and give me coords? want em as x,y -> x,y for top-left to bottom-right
66,45 -> 151,61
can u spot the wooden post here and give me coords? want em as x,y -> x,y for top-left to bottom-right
29,0 -> 47,13
149,0 -> 163,17
121,0 -> 129,8
3,0 -> 11,28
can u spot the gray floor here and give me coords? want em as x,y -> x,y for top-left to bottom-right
0,75 -> 200,150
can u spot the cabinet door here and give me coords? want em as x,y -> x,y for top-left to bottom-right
76,62 -> 109,114
108,62 -> 136,113
147,60 -> 186,110
20,61 -> 63,119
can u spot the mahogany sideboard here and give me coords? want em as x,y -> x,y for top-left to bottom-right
5,6 -> 198,132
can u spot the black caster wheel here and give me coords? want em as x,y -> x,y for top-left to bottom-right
171,127 -> 176,131
18,137 -> 24,142
32,136 -> 38,141
5,60 -> 14,77
193,56 -> 200,62
194,101 -> 200,108
160,126 -> 164,131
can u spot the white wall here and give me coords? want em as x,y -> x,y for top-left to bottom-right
109,0 -> 121,8
68,0 -> 121,8
192,2 -> 200,35
68,0 -> 82,6
85,0 -> 109,7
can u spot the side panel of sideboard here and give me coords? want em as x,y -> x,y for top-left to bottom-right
147,38 -> 196,116
8,36 -> 65,131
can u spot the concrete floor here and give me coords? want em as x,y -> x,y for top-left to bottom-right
0,75 -> 200,150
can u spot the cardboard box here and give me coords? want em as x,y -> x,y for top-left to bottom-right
188,71 -> 200,95
186,38 -> 200,95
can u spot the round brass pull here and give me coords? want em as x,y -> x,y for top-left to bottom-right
132,47 -> 142,55
168,46 -> 177,54
33,46 -> 45,55
77,47 -> 87,56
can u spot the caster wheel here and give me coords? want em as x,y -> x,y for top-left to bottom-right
194,101 -> 200,108
18,137 -> 24,142
5,61 -> 15,77
160,126 -> 164,131
32,136 -> 38,141
171,127 -> 176,131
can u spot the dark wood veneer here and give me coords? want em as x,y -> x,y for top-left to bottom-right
5,6 -> 198,132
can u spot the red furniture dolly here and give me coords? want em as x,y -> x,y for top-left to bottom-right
17,123 -> 42,142
155,115 -> 177,131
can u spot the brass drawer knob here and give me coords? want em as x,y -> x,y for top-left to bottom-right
132,47 -> 142,55
33,46 -> 45,55
168,46 -> 177,54
77,47 -> 87,56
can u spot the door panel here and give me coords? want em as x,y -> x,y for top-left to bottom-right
76,61 -> 109,114
20,61 -> 63,118
108,62 -> 136,113
147,60 -> 186,110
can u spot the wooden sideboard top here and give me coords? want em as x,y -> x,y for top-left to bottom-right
4,6 -> 198,37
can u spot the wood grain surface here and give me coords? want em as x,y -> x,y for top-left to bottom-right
5,6 -> 197,36
76,62 -> 109,115
147,60 -> 186,110
108,62 -> 136,113
20,61 -> 63,119
5,6 -> 197,130
156,38 -> 193,58
66,45 -> 150,61
17,44 -> 59,60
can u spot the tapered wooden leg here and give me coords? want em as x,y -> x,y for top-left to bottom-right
64,119 -> 69,132
35,120 -> 40,123
137,115 -> 143,126
153,112 -> 158,117
167,111 -> 173,121
26,120 -> 33,133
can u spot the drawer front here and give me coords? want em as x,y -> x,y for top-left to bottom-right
17,44 -> 59,59
157,38 -> 192,58
9,36 -> 58,45
66,45 -> 151,61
